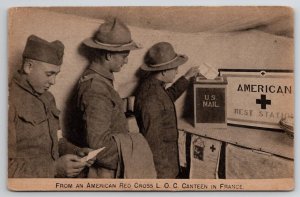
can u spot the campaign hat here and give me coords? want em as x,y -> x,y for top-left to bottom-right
83,18 -> 141,52
141,42 -> 188,71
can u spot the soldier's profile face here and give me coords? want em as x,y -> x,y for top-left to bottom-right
163,67 -> 178,83
109,51 -> 130,72
25,59 -> 61,94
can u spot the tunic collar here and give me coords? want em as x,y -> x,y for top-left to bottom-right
13,70 -> 41,97
147,76 -> 165,87
89,62 -> 114,81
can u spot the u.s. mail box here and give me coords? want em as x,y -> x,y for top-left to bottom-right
193,76 -> 227,129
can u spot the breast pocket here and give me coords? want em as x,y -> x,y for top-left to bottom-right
18,109 -> 47,126
16,108 -> 48,143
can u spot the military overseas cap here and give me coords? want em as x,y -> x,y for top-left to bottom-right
83,18 -> 141,51
23,35 -> 64,66
141,42 -> 188,71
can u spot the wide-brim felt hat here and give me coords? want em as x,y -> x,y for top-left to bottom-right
83,18 -> 141,52
141,42 -> 188,71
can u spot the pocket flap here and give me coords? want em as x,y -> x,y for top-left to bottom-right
17,108 -> 47,125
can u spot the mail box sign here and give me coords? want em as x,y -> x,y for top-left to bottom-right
195,88 -> 225,123
193,77 -> 227,129
219,69 -> 294,130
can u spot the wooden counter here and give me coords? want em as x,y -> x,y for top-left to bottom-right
178,119 -> 293,159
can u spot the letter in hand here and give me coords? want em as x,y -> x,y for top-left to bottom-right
55,154 -> 86,178
198,63 -> 218,79
76,147 -> 96,167
80,147 -> 106,166
184,66 -> 201,80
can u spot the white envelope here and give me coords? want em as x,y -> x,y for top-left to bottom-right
199,63 -> 218,79
80,147 -> 106,162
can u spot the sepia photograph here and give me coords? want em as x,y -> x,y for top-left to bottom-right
7,6 -> 294,191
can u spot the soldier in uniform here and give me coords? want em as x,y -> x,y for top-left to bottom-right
70,18 -> 141,178
8,35 -> 93,178
134,42 -> 199,178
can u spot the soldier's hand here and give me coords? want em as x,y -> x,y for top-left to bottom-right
184,66 -> 200,80
76,147 -> 91,157
76,148 -> 96,167
55,154 -> 86,178
86,157 -> 96,167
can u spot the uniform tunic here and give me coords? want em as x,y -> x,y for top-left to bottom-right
134,76 -> 189,178
8,72 -> 61,178
8,71 -> 81,178
72,62 -> 128,177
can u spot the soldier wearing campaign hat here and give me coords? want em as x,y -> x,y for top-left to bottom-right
69,18 -> 141,178
8,35 -> 94,178
134,42 -> 199,178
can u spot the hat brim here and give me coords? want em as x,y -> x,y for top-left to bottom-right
83,38 -> 141,51
140,54 -> 188,71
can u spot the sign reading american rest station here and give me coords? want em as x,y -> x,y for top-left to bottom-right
219,69 -> 294,129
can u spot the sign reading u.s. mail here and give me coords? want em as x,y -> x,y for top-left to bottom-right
219,69 -> 294,130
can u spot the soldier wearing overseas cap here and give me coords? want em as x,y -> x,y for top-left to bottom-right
69,18 -> 141,178
134,42 -> 199,178
8,35 -> 94,178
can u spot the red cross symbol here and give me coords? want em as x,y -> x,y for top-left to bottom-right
256,94 -> 271,110
210,145 -> 216,152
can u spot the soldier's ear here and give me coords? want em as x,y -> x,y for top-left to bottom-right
23,59 -> 34,74
105,52 -> 112,61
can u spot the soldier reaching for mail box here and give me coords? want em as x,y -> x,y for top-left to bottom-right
134,42 -> 199,178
